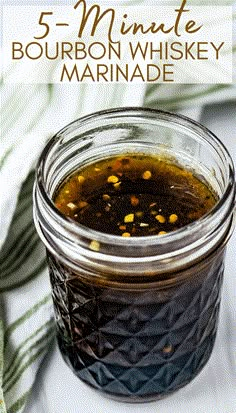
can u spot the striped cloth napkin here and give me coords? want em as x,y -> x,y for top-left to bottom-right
1,1 -> 235,412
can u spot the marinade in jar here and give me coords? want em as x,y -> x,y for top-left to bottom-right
48,154 -> 223,401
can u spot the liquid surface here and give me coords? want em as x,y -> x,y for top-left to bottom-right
54,154 -> 217,236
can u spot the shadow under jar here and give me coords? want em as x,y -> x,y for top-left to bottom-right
33,108 -> 235,402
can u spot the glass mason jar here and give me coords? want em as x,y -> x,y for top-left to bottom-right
33,108 -> 235,402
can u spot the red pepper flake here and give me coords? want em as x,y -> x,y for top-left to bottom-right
113,160 -> 122,171
130,195 -> 139,207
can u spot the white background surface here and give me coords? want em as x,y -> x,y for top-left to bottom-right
24,102 -> 236,413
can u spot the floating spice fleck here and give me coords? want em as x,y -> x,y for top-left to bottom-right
169,214 -> 178,224
142,170 -> 152,180
107,175 -> 119,184
89,240 -> 100,252
155,215 -> 166,224
77,175 -> 85,184
113,182 -> 121,189
124,213 -> 134,223
78,201 -> 88,209
67,202 -> 77,210
158,231 -> 167,235
122,232 -> 131,237
150,210 -> 158,216
136,211 -> 144,218
54,153 -> 217,237
130,195 -> 139,206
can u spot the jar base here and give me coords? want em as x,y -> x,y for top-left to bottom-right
57,332 -> 216,403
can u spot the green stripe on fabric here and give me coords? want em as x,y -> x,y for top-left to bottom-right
4,328 -> 55,390
3,319 -> 55,384
47,83 -> 54,100
0,321 -> 7,413
4,333 -> 55,394
0,147 -> 14,171
18,171 -> 35,196
18,188 -> 33,202
0,224 -> 35,268
145,83 -> 161,97
0,259 -> 47,293
145,84 -> 229,107
3,319 -> 54,377
13,198 -> 32,222
4,294 -> 51,350
7,390 -> 31,413
4,171 -> 35,226
1,237 -> 40,279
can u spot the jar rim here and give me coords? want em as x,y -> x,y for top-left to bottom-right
36,107 -> 235,250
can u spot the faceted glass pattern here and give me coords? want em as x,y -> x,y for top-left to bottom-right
48,249 -> 225,402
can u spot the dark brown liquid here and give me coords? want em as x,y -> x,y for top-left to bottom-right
54,154 -> 216,237
49,247 -> 224,401
51,154 -> 221,401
